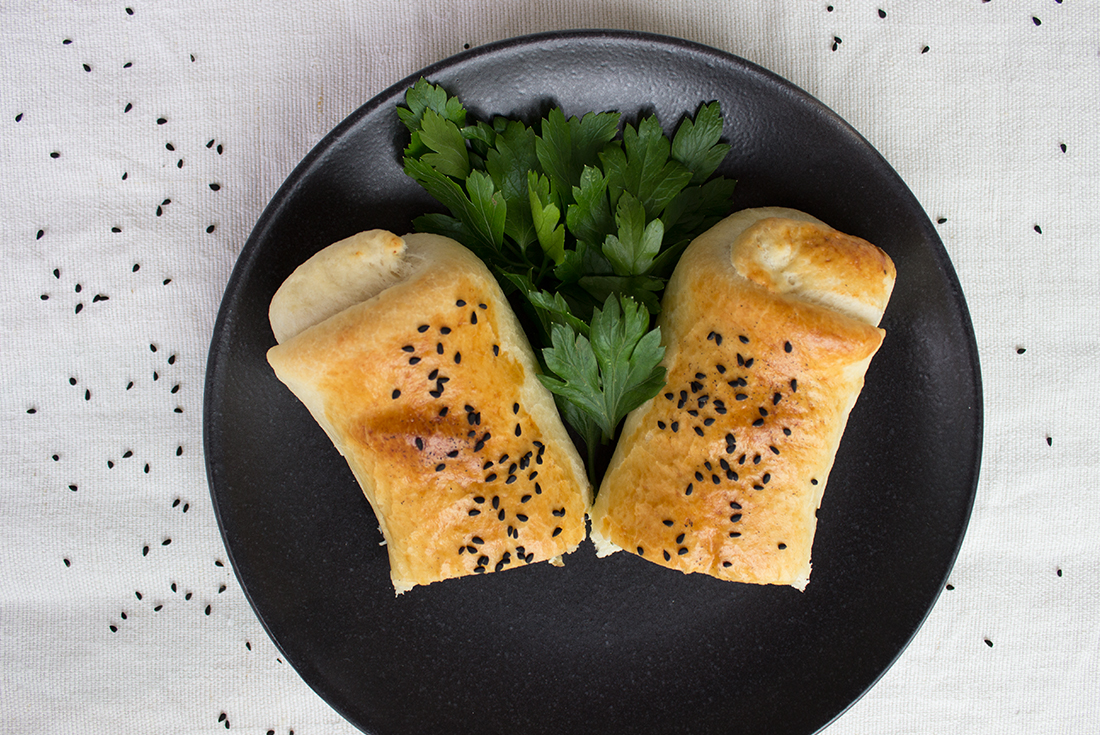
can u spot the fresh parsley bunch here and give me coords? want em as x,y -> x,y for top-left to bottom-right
398,79 -> 736,480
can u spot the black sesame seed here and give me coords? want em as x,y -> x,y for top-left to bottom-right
664,392 -> 674,400
521,494 -> 532,503
723,561 -> 732,568
514,424 -> 522,437
471,536 -> 484,545
773,392 -> 782,405
446,450 -> 459,458
712,475 -> 720,485
778,543 -> 787,550
676,533 -> 685,544
474,496 -> 485,503
663,519 -> 674,527
439,407 -> 449,417
811,478 -> 818,485
703,418 -> 715,426
637,546 -> 645,555
687,409 -> 699,417
716,364 -> 727,374
474,566 -> 485,574
753,454 -> 761,464
409,357 -> 421,365
694,426 -> 705,437
485,473 -> 497,482
663,550 -> 671,561
478,555 -> 489,566
440,326 -> 451,335
783,427 -> 792,436
677,547 -> 688,555
671,422 -> 679,432
695,372 -> 706,380
739,335 -> 749,344
729,531 -> 741,538
402,345 -> 415,352
685,483 -> 694,496
753,418 -> 764,427
418,324 -> 429,333
497,509 -> 506,520
435,463 -> 446,472
505,476 -> 517,485
552,508 -> 566,517
429,389 -> 442,398
657,421 -> 667,430
691,381 -> 703,393
759,407 -> 768,417
736,393 -> 748,401
770,446 -> 780,455
493,345 -> 500,356
552,527 -> 562,537
516,514 -> 528,522
535,483 -> 542,494
745,358 -> 754,368
436,343 -> 444,354
456,299 -> 466,307
791,379 -> 798,392
392,389 -> 401,399
468,509 -> 481,516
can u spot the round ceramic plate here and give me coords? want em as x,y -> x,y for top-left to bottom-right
205,30 -> 981,735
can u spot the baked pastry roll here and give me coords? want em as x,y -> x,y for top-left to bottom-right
267,230 -> 591,594
590,208 -> 895,590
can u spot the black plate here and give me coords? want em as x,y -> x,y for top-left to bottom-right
205,30 -> 981,735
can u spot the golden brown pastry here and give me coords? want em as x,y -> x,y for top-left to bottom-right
589,208 -> 896,590
267,230 -> 591,594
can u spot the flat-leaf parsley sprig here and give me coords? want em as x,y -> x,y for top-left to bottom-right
398,79 -> 736,480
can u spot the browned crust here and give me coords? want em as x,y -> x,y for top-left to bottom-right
590,208 -> 895,589
267,233 -> 590,593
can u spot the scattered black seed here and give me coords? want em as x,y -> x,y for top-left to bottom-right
206,225 -> 215,233
811,478 -> 818,485
671,422 -> 679,433
723,561 -> 732,568
704,418 -> 715,427
468,509 -> 481,516
142,546 -> 149,556
685,483 -> 694,495
1057,568 -> 1063,577
471,311 -> 478,324
698,396 -> 709,408
694,426 -> 705,437
493,345 -> 500,356
878,8 -> 886,18
736,393 -> 748,401
392,389 -> 401,399
471,536 -> 484,545
1034,225 -> 1043,234
730,513 -> 742,522
664,392 -> 674,400
440,327 -> 451,335
436,343 -> 444,355
784,341 -> 792,353
514,424 -> 522,437
1046,436 -> 1052,447
677,547 -> 688,555
745,358 -> 754,368
637,547 -> 645,555
690,381 -> 703,393
69,484 -> 78,492
516,514 -> 528,522
505,476 -> 517,485
657,420 -> 667,430
418,324 -> 429,333
435,463 -> 446,472
663,550 -> 671,561
739,335 -> 749,344
1032,16 -> 1041,25
438,407 -> 448,417
662,519 -> 674,527
521,494 -> 532,503
752,418 -> 764,427
773,393 -> 782,406
1060,143 -> 1067,153
552,527 -> 562,537
209,183 -> 221,191
783,428 -> 792,436
778,543 -> 787,550
737,354 -> 744,367
790,379 -> 798,392
535,482 -> 542,494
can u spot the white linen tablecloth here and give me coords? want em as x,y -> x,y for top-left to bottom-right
2,1 -> 1097,733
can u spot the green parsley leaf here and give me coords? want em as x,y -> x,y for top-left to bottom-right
601,191 -> 664,276
671,101 -> 730,184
